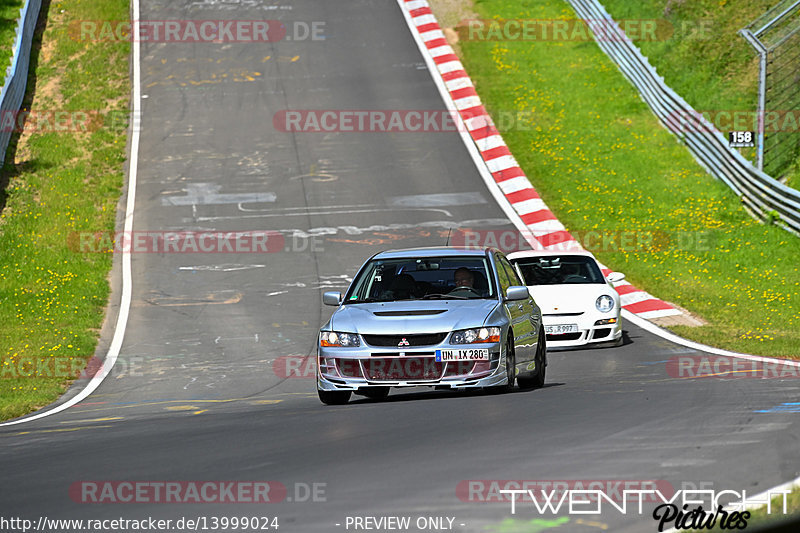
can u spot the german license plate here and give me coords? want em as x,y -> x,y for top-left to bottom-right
545,324 -> 579,335
435,349 -> 490,362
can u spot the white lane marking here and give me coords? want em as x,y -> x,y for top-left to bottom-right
526,219 -> 565,233
454,95 -> 481,110
236,202 -> 379,213
497,176 -> 530,194
266,218 -> 511,239
0,0 -> 143,426
437,61 -> 463,74
178,264 -> 266,272
195,207 -> 455,222
475,135 -> 506,152
619,290 -> 659,306
637,308 -> 682,319
419,29 -> 445,41
464,114 -> 493,131
622,310 -> 800,366
486,155 -> 519,173
412,14 -> 436,26
161,183 -> 276,206
445,77 -> 473,92
396,0 -> 541,251
387,192 -> 486,207
427,45 -> 454,58
513,198 -> 547,215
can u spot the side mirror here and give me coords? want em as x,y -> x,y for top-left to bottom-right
505,286 -> 529,301
606,272 -> 626,284
323,291 -> 342,306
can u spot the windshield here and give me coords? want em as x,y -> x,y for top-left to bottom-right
345,256 -> 495,302
512,255 -> 605,285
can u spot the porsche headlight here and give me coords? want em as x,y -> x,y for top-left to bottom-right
319,331 -> 360,347
596,295 -> 615,313
451,327 -> 501,344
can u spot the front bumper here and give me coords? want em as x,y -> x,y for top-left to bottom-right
542,312 -> 622,348
316,342 -> 506,391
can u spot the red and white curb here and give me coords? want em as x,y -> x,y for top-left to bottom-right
400,0 -> 680,321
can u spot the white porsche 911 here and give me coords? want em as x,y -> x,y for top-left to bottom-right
507,250 -> 623,348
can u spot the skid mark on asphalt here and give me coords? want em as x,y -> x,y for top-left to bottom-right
134,290 -> 242,307
2,425 -> 114,437
179,264 -> 266,272
58,417 -> 124,424
70,397 -> 286,415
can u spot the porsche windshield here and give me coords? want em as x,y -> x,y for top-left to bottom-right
514,255 -> 605,285
345,257 -> 494,302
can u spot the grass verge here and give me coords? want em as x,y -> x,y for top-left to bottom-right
430,0 -> 800,358
0,0 -> 129,421
0,0 -> 26,88
600,0 -> 800,190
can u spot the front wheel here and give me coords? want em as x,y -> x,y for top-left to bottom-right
502,336 -> 516,392
318,389 -> 352,405
518,328 -> 546,389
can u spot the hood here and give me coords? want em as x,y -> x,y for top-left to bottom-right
528,284 -> 617,315
329,299 -> 500,335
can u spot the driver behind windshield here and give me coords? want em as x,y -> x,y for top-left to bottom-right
453,267 -> 474,289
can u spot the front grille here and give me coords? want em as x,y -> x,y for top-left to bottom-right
363,356 -> 443,381
592,328 -> 611,339
547,332 -> 582,341
543,312 -> 584,317
362,333 -> 448,347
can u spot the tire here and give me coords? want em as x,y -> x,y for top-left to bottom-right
357,387 -> 390,400
518,328 -> 546,389
502,336 -> 516,392
318,389 -> 352,405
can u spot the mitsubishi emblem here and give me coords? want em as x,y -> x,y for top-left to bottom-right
398,338 -> 410,347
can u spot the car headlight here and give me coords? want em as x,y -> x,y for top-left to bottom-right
319,331 -> 360,347
596,295 -> 615,313
451,327 -> 501,344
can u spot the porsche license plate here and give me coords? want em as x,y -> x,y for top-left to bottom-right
435,349 -> 490,362
545,324 -> 579,335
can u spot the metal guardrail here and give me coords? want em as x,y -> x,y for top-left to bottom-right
567,0 -> 800,236
0,0 -> 43,167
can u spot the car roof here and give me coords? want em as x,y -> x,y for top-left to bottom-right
373,246 -> 494,260
506,249 -> 597,261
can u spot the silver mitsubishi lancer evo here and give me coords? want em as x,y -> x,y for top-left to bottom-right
316,247 -> 546,404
